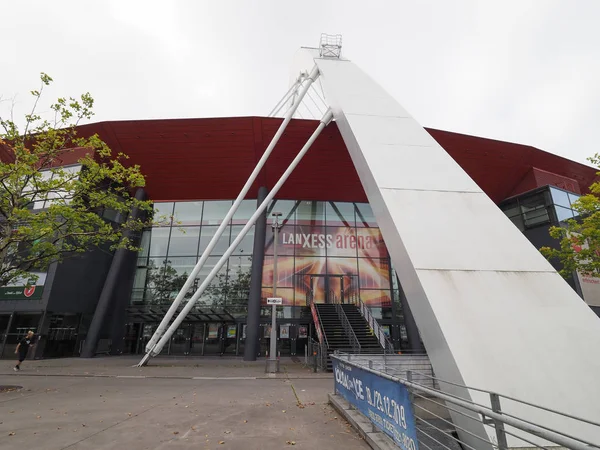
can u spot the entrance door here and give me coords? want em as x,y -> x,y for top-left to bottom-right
309,275 -> 357,304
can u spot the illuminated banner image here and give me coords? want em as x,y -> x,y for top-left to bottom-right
262,225 -> 391,307
333,358 -> 418,450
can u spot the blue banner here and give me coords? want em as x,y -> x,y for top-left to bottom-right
333,358 -> 419,450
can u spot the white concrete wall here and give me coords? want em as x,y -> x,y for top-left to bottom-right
293,50 -> 600,447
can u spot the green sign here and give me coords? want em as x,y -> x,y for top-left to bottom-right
0,285 -> 44,301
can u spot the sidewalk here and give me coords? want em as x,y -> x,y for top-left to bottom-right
0,356 -> 366,450
1,355 -> 331,380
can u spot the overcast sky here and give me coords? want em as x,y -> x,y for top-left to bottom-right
1,0 -> 599,164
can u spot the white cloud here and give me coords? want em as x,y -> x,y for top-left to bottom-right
1,0 -> 599,164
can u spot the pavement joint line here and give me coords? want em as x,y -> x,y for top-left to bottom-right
0,372 -> 332,380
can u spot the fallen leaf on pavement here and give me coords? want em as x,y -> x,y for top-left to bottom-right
219,441 -> 225,445
286,441 -> 296,445
173,431 -> 179,435
9,432 -> 15,436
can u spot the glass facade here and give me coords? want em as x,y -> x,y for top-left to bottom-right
132,200 -> 395,319
500,186 -> 581,231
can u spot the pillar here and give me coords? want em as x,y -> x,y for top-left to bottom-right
81,188 -> 146,358
243,187 -> 268,361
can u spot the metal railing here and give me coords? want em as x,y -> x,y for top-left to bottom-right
332,293 -> 361,354
309,296 -> 329,350
351,296 -> 394,353
307,337 -> 326,371
333,353 -> 600,450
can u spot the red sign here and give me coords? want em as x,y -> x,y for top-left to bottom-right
23,286 -> 36,298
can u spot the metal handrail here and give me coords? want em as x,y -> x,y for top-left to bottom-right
333,353 -> 600,450
309,294 -> 329,349
352,296 -> 394,353
403,367 -> 600,429
333,297 -> 361,354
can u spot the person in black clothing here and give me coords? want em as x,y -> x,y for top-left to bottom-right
14,330 -> 35,372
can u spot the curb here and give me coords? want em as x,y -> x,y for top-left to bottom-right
328,393 -> 398,450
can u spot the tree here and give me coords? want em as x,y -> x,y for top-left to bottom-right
144,260 -> 189,304
0,73 -> 154,287
204,255 -> 252,307
541,154 -> 600,278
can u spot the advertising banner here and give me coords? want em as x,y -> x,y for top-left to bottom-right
0,285 -> 44,301
227,325 -> 237,338
262,223 -> 392,307
207,324 -> 219,339
333,358 -> 418,450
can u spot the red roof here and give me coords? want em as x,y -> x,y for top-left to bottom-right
17,117 -> 599,204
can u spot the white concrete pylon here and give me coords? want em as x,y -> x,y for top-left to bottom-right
293,47 -> 600,447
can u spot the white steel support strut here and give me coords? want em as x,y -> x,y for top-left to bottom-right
147,109 -> 333,359
138,66 -> 320,366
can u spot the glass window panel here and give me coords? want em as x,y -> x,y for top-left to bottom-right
153,202 -> 174,226
326,227 -> 359,257
227,255 -> 252,306
132,268 -> 148,291
265,224 -> 296,256
165,256 -> 197,277
356,203 -> 377,227
290,224 -> 327,256
138,230 -> 151,259
198,256 -> 230,307
232,200 -> 257,224
267,199 -> 297,226
148,228 -> 171,256
262,255 -> 295,288
555,205 -> 574,222
202,200 -> 233,225
359,258 -> 391,289
360,289 -> 392,308
356,228 -> 388,258
230,225 -> 254,255
523,207 -> 549,227
145,258 -> 171,305
326,257 -> 358,276
326,202 -> 356,227
568,192 -> 581,206
173,201 -> 203,226
509,215 -> 525,232
551,187 -> 571,208
199,226 -> 231,255
167,227 -> 200,257
501,203 -> 520,218
520,192 -> 547,212
295,201 -> 326,226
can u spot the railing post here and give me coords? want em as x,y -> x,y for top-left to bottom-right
407,370 -> 415,403
369,359 -> 373,369
490,393 -> 508,450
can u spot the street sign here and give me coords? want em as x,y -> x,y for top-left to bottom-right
267,297 -> 283,305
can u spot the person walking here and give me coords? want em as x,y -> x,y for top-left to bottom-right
14,330 -> 35,372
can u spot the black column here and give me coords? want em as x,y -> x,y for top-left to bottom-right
244,187 -> 268,361
398,280 -> 425,353
81,188 -> 146,358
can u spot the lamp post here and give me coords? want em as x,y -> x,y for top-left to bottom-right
267,212 -> 282,373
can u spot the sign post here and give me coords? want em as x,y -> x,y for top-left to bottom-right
267,212 -> 282,373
